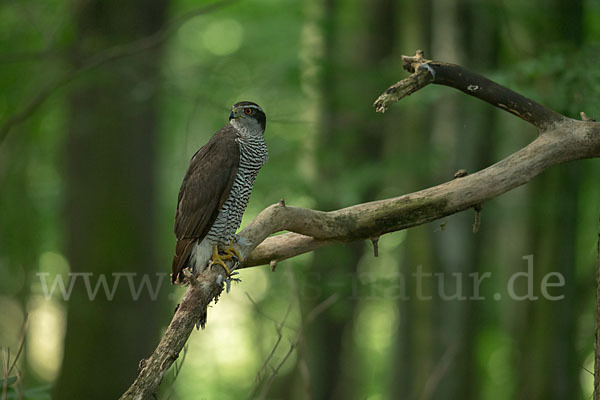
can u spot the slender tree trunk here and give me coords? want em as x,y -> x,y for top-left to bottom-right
595,215 -> 600,400
393,2 -> 500,398
295,0 -> 398,398
443,4 -> 500,400
428,1 -> 465,398
54,1 -> 168,398
301,0 -> 355,397
514,0 -> 583,398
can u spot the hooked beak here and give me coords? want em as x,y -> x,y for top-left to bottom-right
229,110 -> 236,120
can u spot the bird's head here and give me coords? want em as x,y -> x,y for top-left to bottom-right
229,101 -> 266,134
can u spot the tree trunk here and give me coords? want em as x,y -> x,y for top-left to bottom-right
514,0 -> 583,398
54,1 -> 168,398
295,0 -> 398,398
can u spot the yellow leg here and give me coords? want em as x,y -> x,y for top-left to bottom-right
211,245 -> 231,276
220,240 -> 243,263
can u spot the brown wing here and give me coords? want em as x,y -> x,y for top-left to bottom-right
171,125 -> 240,283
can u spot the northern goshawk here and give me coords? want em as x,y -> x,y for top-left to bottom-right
171,101 -> 268,284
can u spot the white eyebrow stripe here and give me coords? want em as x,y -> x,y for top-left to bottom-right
234,104 -> 263,112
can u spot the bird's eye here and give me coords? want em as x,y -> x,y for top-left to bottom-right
244,108 -> 253,115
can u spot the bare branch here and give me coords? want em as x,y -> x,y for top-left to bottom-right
472,205 -> 482,233
374,50 -> 565,130
418,343 -> 460,400
6,316 -> 27,378
1,315 -> 27,400
249,300 -> 293,398
120,52 -> 600,399
254,293 -> 339,400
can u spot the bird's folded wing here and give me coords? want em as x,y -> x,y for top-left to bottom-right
172,125 -> 240,280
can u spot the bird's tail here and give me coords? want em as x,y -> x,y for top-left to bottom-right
171,238 -> 195,284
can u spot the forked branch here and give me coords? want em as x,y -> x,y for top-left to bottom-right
120,51 -> 600,399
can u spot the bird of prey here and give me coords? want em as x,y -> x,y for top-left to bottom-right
171,101 -> 268,284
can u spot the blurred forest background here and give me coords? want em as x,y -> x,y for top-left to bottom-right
1,0 -> 599,399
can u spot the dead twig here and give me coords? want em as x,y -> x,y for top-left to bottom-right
1,315 -> 28,400
417,343 -> 460,400
254,293 -> 340,400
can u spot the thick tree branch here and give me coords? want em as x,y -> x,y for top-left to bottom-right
120,51 -> 600,399
240,120 -> 599,266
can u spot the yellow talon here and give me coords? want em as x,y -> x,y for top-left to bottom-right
221,240 -> 242,263
211,245 -> 231,276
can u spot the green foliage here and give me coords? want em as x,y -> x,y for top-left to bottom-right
513,45 -> 600,117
